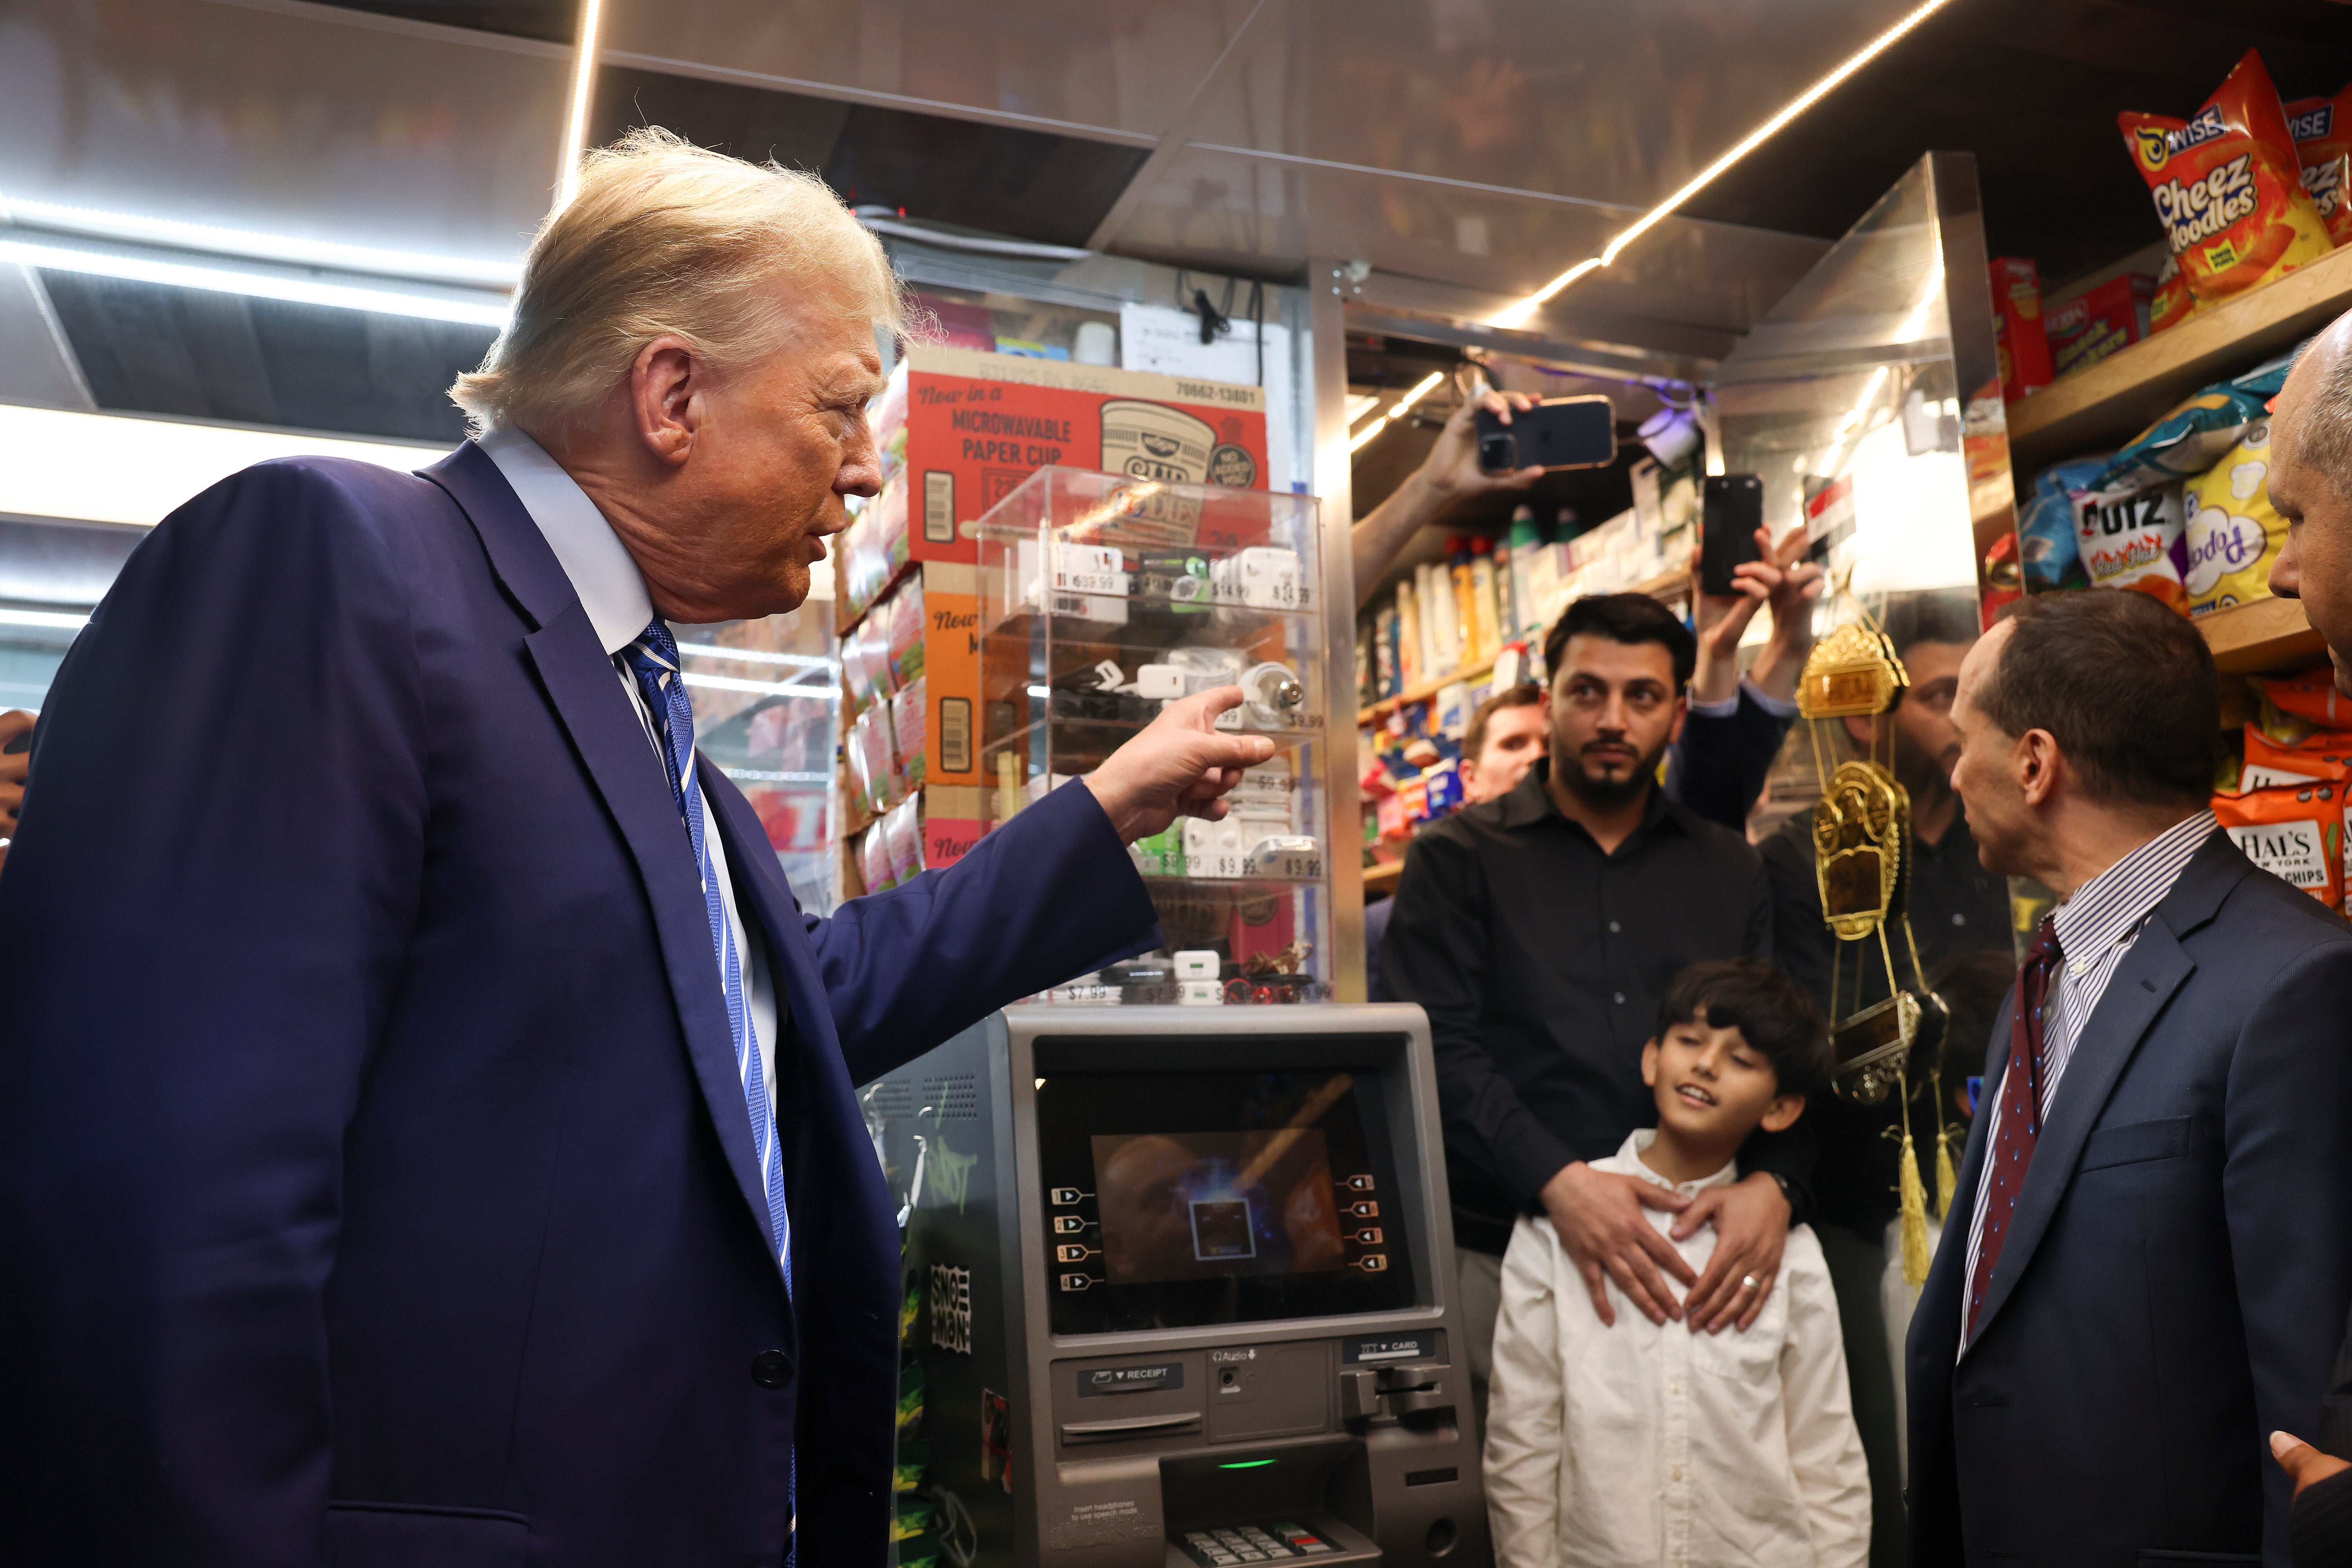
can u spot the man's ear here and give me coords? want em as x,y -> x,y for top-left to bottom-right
1759,1092 -> 1807,1134
1640,1037 -> 1661,1088
1666,692 -> 1689,747
628,335 -> 703,468
2016,727 -> 2061,808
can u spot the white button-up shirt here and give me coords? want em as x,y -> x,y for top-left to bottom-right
477,426 -> 779,1114
1484,1131 -> 1870,1568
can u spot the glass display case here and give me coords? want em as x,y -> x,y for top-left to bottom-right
971,467 -> 1333,1005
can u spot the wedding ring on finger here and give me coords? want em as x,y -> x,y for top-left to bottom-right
1739,1274 -> 1760,1293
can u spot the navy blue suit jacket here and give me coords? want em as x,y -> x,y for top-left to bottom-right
1905,832 -> 2352,1567
0,445 -> 1160,1567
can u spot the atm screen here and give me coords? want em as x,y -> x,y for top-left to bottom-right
1037,1063 -> 1414,1334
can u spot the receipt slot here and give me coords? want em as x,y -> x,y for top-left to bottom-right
861,1004 -> 1483,1566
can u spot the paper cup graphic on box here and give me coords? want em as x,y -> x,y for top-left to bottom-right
1102,400 -> 1216,483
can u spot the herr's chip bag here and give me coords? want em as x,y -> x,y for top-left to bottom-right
2182,420 -> 2288,616
2074,480 -> 2190,613
2214,782 -> 2345,908
2120,50 -> 2334,309
2262,666 -> 2352,731
2286,83 -> 2352,248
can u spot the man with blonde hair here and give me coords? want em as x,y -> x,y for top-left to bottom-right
0,129 -> 1267,1566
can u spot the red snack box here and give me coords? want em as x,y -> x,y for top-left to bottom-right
1989,257 -> 2053,401
2047,274 -> 2155,378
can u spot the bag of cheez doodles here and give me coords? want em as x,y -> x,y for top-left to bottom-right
2285,83 -> 2352,249
2120,50 -> 2334,309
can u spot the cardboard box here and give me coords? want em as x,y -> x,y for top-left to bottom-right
838,349 -> 1266,870
1989,257 -> 2053,402
2047,274 -> 2154,379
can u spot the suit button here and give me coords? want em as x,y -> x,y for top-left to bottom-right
752,1350 -> 794,1389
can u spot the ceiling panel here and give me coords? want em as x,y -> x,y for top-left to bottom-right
0,0 -> 565,268
598,0 -> 1251,142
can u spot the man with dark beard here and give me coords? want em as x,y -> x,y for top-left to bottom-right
1384,593 -> 1800,1438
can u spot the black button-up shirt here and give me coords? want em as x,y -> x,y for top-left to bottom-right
1762,807 -> 2013,1234
1382,760 -> 1803,1257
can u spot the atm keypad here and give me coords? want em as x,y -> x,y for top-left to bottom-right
1178,1521 -> 1336,1564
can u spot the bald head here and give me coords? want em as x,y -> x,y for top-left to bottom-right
2269,310 -> 2352,696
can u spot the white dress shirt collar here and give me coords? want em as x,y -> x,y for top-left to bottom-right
477,425 -> 654,658
1617,1128 -> 1741,1197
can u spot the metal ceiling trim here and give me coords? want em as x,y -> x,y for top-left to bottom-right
203,0 -> 571,60
1345,305 -> 1717,387
596,50 -> 1159,149
1185,143 -> 1638,218
1080,0 -> 1289,251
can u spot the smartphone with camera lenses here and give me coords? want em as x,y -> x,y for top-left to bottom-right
1474,395 -> 1616,474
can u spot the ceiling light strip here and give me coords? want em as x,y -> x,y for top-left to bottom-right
1348,372 -> 1446,454
0,194 -> 521,287
673,641 -> 835,669
1489,0 -> 1957,328
554,0 -> 609,211
0,236 -> 512,327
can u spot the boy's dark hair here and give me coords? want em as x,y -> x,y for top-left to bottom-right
1543,593 -> 1697,692
1977,589 -> 2217,807
1655,958 -> 1832,1101
1465,684 -> 1544,761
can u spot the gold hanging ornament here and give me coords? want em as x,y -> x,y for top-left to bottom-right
1796,584 -> 1951,1287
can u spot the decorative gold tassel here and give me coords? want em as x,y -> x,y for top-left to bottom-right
1931,1071 -> 1958,1223
1896,1070 -> 1932,1288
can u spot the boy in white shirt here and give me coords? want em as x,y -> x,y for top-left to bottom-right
1484,959 -> 1869,1568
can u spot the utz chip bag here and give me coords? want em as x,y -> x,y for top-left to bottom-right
2215,782 -> 2346,908
2075,480 -> 2190,612
2120,50 -> 2334,309
2182,422 -> 2288,616
2286,83 -> 2352,248
2150,254 -> 2199,336
2262,666 -> 2352,731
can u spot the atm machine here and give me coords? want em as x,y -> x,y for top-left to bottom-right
861,1005 -> 1484,1568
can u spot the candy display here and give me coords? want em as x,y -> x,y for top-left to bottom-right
2286,83 -> 2352,248
2119,49 -> 2333,309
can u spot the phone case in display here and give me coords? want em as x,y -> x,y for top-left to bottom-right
972,467 -> 1331,1005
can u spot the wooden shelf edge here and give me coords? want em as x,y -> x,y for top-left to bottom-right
1361,860 -> 1404,897
2007,245 -> 2352,471
2200,595 -> 2327,676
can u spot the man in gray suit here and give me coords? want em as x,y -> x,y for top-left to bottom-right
1905,589 -> 2352,1566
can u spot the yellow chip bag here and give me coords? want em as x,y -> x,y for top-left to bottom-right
2183,420 -> 2287,616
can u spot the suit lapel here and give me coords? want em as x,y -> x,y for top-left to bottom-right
423,443 -> 782,1269
1960,902 -> 2196,1349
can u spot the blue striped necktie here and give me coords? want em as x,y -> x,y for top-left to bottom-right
622,621 -> 793,1294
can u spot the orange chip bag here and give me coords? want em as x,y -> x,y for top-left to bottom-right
2240,725 -> 2352,790
2286,83 -> 2352,248
2150,254 -> 2199,335
2121,50 -> 2334,308
2260,666 -> 2352,731
2214,782 -> 2345,908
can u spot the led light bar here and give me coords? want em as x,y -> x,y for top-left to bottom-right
0,608 -> 90,631
554,0 -> 609,211
680,671 -> 832,699
1348,372 -> 1446,454
673,641 -> 835,669
0,235 -> 512,327
1487,0 -> 1958,329
0,195 -> 521,287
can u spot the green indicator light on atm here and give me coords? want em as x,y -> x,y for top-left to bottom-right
1217,1459 -> 1278,1470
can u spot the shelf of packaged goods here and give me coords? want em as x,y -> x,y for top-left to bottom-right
1360,860 -> 1404,898
2198,595 -> 2327,676
2006,247 -> 2352,472
1353,565 -> 1690,725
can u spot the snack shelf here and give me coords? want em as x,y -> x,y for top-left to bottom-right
1353,565 -> 1689,724
2199,594 -> 2327,676
2007,246 -> 2352,470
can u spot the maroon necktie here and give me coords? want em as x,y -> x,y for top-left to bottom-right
1966,917 -> 2062,1342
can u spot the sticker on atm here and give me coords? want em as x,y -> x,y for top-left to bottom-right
1342,1333 -> 1434,1364
1078,1362 -> 1184,1396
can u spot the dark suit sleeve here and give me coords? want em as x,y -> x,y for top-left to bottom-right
0,462 -> 429,1566
2224,940 -> 2352,1563
1383,829 -> 1575,1208
804,780 -> 1161,1084
1671,686 -> 1795,831
2294,1467 -> 2352,1567
2326,1300 -> 2352,1458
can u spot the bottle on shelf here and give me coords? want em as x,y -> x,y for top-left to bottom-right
1449,535 -> 1479,668
1470,536 -> 1503,666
